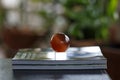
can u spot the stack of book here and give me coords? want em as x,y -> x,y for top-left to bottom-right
12,46 -> 107,70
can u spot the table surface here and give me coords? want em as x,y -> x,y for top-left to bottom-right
14,70 -> 111,80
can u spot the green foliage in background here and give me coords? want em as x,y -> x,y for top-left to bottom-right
61,0 -> 118,40
31,0 -> 53,3
0,6 -> 6,33
38,10 -> 55,31
107,0 -> 118,18
0,7 -> 5,26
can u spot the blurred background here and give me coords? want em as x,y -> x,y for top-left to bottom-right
0,0 -> 119,49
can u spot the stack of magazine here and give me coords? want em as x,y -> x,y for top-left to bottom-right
12,46 -> 107,70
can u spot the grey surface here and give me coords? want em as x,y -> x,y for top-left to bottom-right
14,70 -> 111,80
0,59 -> 14,80
14,74 -> 110,80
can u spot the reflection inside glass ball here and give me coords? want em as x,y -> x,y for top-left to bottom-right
50,33 -> 70,52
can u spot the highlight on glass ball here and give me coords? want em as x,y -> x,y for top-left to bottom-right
50,32 -> 70,52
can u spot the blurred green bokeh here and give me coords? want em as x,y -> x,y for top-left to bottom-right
0,0 -> 119,42
61,0 -> 118,40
